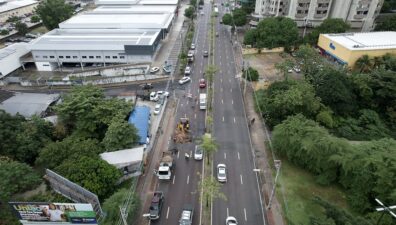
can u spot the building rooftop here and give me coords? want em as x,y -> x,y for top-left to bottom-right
322,32 -> 396,50
94,0 -> 139,5
59,12 -> 174,29
29,28 -> 161,51
0,92 -> 60,118
138,0 -> 179,5
100,147 -> 144,168
0,0 -> 37,13
92,5 -> 176,14
0,43 -> 30,78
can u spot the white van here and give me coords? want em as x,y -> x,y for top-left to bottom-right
199,93 -> 207,110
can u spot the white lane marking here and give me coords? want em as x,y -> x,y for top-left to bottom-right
222,99 -> 223,104
244,208 -> 247,221
224,153 -> 226,159
229,79 -> 231,83
227,208 -> 229,217
186,101 -> 189,105
222,116 -> 224,122
221,88 -> 223,92
234,117 -> 236,123
166,207 -> 170,219
238,152 -> 240,160
232,100 -> 234,104
177,151 -> 180,159
195,113 -> 197,119
221,78 -> 222,83
230,88 -> 232,92
240,175 -> 243,185
187,175 -> 190,184
181,103 -> 183,107
185,113 -> 187,118
172,175 -> 176,184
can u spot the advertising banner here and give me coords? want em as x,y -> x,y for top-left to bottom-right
9,202 -> 97,224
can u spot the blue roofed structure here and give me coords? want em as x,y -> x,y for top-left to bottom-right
128,106 -> 150,145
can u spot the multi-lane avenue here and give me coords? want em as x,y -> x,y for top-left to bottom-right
149,1 -> 266,225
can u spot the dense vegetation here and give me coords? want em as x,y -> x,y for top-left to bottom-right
0,85 -> 139,224
256,45 -> 396,224
36,0 -> 73,30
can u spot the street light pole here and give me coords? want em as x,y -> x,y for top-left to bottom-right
267,160 -> 281,210
375,198 -> 396,225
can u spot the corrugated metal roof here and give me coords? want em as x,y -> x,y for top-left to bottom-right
322,32 -> 396,50
0,0 -> 37,13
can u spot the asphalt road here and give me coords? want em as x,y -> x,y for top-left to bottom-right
150,1 -> 211,225
211,2 -> 266,225
147,1 -> 266,225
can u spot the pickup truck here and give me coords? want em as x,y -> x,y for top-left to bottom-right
179,204 -> 193,225
149,191 -> 164,220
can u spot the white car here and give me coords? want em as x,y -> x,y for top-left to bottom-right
217,164 -> 227,182
150,67 -> 160,73
153,104 -> 161,115
226,216 -> 238,225
150,92 -> 159,101
157,91 -> 169,98
190,43 -> 196,50
179,76 -> 191,85
293,66 -> 301,73
287,68 -> 293,73
194,146 -> 203,160
185,66 -> 191,75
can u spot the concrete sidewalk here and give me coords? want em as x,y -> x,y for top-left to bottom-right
243,85 -> 285,225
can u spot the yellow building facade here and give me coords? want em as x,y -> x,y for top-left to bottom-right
317,32 -> 396,68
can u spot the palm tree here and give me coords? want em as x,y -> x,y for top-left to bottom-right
372,56 -> 384,69
355,55 -> 372,73
200,133 -> 218,165
198,176 -> 227,207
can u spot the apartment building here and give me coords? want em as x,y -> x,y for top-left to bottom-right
253,0 -> 383,31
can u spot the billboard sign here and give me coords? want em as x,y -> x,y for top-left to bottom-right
9,202 -> 97,224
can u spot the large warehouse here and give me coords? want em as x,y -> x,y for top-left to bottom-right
317,31 -> 396,68
30,28 -> 162,71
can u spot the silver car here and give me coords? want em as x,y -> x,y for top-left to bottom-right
194,146 -> 203,160
217,164 -> 227,182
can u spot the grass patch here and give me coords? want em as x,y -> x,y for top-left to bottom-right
277,158 -> 350,224
31,26 -> 48,34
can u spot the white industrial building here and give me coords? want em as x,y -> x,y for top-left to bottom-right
93,4 -> 177,14
94,0 -> 179,5
30,28 -> 162,71
253,0 -> 383,31
0,43 -> 29,78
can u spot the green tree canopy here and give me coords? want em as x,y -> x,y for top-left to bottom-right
1,29 -> 10,35
30,15 -> 41,23
102,118 -> 139,151
305,18 -> 350,45
36,136 -> 104,169
243,67 -> 259,81
0,157 -> 41,201
55,156 -> 121,200
200,133 -> 218,164
355,55 -> 373,73
222,13 -> 232,26
232,8 -> 247,26
184,6 -> 195,19
0,111 -> 54,164
375,14 -> 396,31
256,17 -> 299,50
199,176 -> 226,207
243,29 -> 257,46
15,22 -> 28,36
102,189 -> 140,225
36,0 -> 73,30
55,85 -> 132,139
256,80 -> 322,127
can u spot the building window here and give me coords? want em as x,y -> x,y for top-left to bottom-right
43,56 -> 48,59
35,55 -> 40,58
50,56 -> 55,58
59,56 -> 64,58
73,56 -> 78,59
82,56 -> 87,59
120,56 -> 125,59
66,56 -> 70,59
112,56 -> 118,59
89,56 -> 94,59
105,56 -> 110,59
96,56 -> 101,59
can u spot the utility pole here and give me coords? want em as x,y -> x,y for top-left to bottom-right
375,198 -> 396,225
302,17 -> 308,38
267,160 -> 281,210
